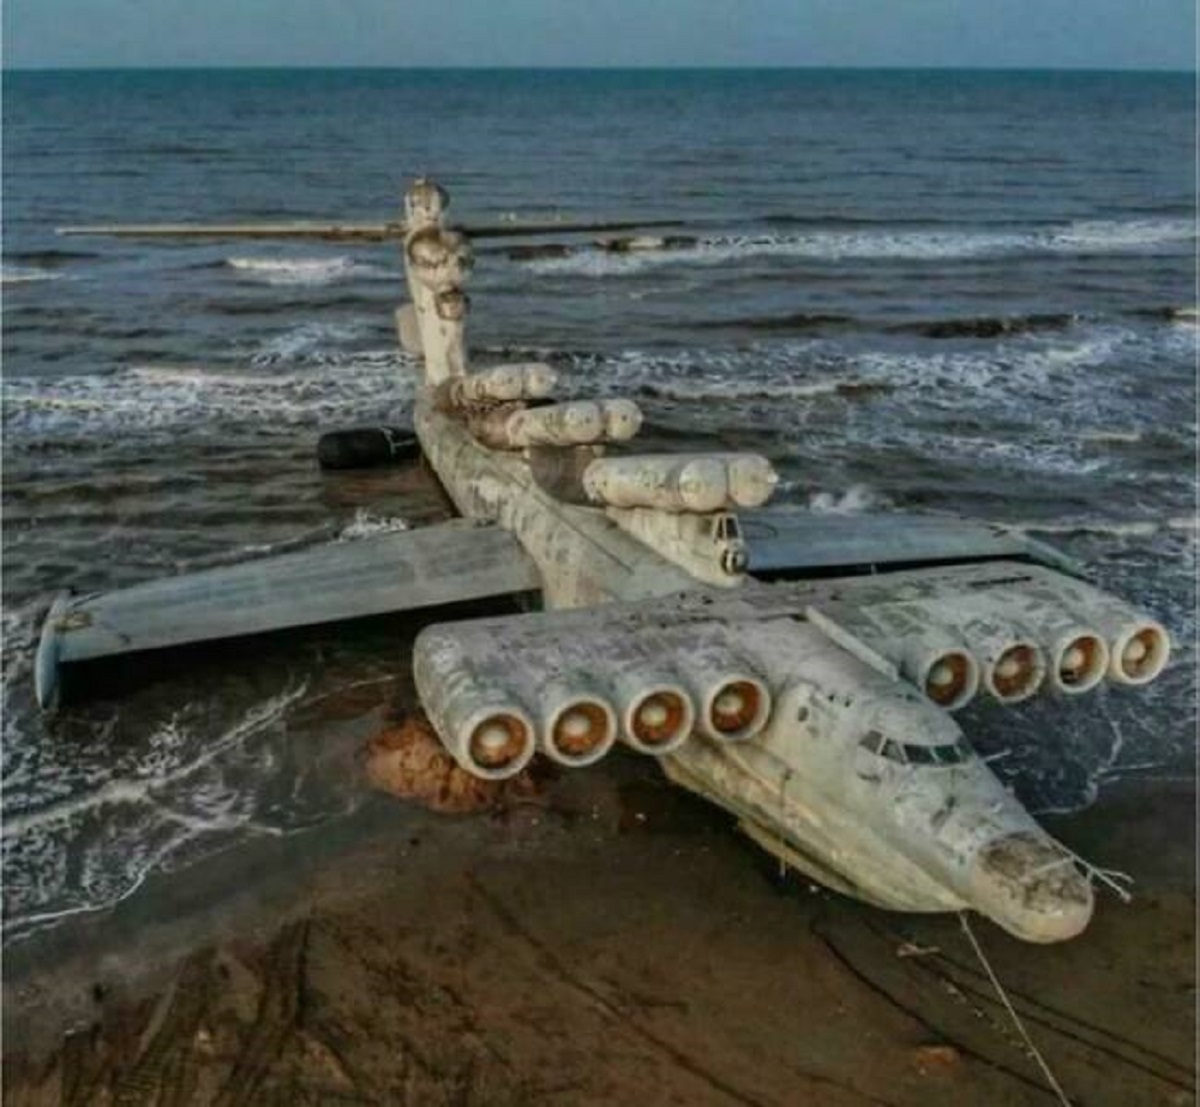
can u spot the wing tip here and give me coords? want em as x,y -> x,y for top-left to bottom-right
35,591 -> 73,711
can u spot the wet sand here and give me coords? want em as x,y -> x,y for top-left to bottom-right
3,743 -> 1194,1106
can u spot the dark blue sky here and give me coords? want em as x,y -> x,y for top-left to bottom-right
4,0 -> 1195,70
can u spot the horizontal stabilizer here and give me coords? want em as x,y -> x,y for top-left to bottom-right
36,523 -> 540,708
56,218 -> 683,242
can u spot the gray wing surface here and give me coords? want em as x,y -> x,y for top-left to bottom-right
740,509 -> 1077,574
36,522 -> 540,708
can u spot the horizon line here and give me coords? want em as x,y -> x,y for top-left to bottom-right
4,62 -> 1193,75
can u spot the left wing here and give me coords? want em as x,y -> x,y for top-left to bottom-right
36,521 -> 540,709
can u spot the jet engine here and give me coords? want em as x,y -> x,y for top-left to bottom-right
1015,569 -> 1171,687
537,678 -> 619,766
413,629 -> 538,779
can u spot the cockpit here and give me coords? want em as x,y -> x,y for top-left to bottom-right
713,513 -> 741,543
858,730 -> 973,767
714,512 -> 748,575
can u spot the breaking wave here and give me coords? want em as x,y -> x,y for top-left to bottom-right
519,217 -> 1196,276
2,349 -> 417,446
2,265 -> 65,285
2,683 -> 311,942
337,509 -> 411,541
226,256 -> 390,286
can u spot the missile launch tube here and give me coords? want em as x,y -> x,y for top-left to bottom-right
445,363 -> 558,406
501,402 -> 606,448
717,454 -> 780,509
582,454 -> 777,513
583,456 -> 730,513
598,398 -> 643,442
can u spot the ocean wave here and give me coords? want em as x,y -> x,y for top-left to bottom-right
690,311 -> 855,334
336,508 -> 410,541
889,312 -> 1077,340
1010,517 -> 1198,539
2,684 -> 309,941
226,256 -> 389,286
806,485 -> 891,514
2,351 -> 416,445
1,265 -> 65,285
518,217 -> 1196,276
634,376 -> 891,403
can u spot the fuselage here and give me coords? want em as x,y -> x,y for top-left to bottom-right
414,396 -> 1095,942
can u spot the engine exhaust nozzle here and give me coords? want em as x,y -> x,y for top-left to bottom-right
1050,632 -> 1109,694
919,650 -> 981,712
540,682 -> 619,767
985,639 -> 1046,704
467,710 -> 537,777
1109,621 -> 1170,686
705,678 -> 772,741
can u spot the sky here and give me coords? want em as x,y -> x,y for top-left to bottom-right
4,0 -> 1195,71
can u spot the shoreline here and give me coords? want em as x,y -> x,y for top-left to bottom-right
3,753 -> 1194,1105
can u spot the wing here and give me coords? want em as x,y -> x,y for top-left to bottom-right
409,558 -> 1171,779
739,508 -> 1078,576
36,522 -> 540,709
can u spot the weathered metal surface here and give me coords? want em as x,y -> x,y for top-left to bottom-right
438,362 -> 558,407
36,523 -> 540,704
583,454 -> 777,513
739,509 -> 1043,574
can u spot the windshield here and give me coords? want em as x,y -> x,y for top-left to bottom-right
859,730 -> 972,766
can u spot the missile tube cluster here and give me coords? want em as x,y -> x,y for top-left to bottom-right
582,453 -> 778,513
413,623 -> 774,779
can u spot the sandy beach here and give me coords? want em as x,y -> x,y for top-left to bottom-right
4,717 -> 1193,1106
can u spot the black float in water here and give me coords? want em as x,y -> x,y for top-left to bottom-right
317,427 -> 421,470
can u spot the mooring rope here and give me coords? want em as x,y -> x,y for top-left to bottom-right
958,912 -> 1073,1107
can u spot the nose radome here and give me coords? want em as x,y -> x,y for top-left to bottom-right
967,832 -> 1094,943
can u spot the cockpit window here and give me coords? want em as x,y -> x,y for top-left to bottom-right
933,742 -> 972,765
861,733 -> 972,766
713,514 -> 742,542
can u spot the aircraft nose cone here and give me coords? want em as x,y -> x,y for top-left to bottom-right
967,832 -> 1094,943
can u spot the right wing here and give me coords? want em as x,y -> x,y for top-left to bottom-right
36,521 -> 540,709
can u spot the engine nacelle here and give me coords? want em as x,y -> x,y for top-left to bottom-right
806,602 -> 982,711
1016,570 -> 1171,687
953,612 -> 1046,704
413,629 -> 537,779
1012,602 -> 1109,695
655,627 -> 772,741
537,678 -> 619,767
899,629 -> 981,712
599,651 -> 695,755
